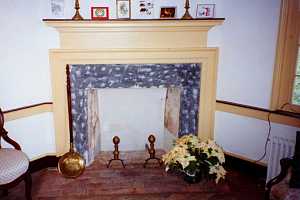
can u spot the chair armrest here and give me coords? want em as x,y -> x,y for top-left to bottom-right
265,158 -> 293,200
1,128 -> 21,150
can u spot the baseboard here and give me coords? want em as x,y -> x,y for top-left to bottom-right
29,156 -> 60,173
225,154 -> 267,178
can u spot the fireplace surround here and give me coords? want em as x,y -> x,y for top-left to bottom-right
70,63 -> 200,164
45,19 -> 224,157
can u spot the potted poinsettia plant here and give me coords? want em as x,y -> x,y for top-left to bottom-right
162,134 -> 226,184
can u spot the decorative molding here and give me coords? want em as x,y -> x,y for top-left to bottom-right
43,18 -> 225,28
29,156 -> 59,173
216,100 -> 300,127
224,154 -> 267,177
225,151 -> 267,167
3,103 -> 53,122
29,153 -> 57,162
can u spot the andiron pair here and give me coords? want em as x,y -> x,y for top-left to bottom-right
107,135 -> 162,168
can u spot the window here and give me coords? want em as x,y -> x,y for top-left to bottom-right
271,0 -> 300,113
292,42 -> 300,104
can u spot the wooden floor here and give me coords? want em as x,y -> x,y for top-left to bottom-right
1,151 -> 265,200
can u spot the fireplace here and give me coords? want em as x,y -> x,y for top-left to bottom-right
70,63 -> 200,164
45,19 -> 224,158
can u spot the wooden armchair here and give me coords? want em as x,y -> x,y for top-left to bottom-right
0,108 -> 32,200
265,131 -> 300,200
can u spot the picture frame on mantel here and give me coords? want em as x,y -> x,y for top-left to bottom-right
196,4 -> 215,18
50,0 -> 65,19
116,0 -> 131,19
91,7 -> 109,20
132,0 -> 154,19
160,7 -> 176,19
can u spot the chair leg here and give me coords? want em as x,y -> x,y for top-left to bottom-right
2,189 -> 8,196
24,171 -> 32,200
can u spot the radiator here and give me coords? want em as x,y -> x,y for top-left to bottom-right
266,136 -> 295,183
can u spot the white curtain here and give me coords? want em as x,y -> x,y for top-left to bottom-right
87,89 -> 100,166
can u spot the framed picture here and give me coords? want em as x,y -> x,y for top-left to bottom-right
160,7 -> 176,19
91,7 -> 109,20
136,0 -> 154,19
196,4 -> 215,18
116,0 -> 131,19
50,0 -> 65,18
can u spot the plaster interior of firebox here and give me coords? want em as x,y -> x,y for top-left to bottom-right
98,88 -> 167,152
45,20 -> 223,157
97,87 -> 183,153
97,87 -> 180,154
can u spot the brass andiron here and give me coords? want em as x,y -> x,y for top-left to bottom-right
144,134 -> 162,168
72,0 -> 83,20
107,136 -> 125,168
181,0 -> 193,19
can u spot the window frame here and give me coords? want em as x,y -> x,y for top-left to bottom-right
271,0 -> 300,113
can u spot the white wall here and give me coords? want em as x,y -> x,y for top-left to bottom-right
215,111 -> 298,163
0,1 -> 59,160
1,113 -> 56,160
0,0 -> 59,109
0,0 -> 299,163
210,0 -> 281,108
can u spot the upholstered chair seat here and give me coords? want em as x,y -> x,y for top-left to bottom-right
0,108 -> 32,200
0,148 -> 29,185
270,169 -> 300,200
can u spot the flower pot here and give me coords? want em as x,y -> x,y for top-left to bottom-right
183,172 -> 201,184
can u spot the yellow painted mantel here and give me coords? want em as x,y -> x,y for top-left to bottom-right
45,19 -> 224,156
44,19 -> 224,49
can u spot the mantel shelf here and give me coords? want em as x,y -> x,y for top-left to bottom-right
43,18 -> 224,31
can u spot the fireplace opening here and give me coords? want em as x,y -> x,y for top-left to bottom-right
97,88 -> 168,152
70,63 -> 201,165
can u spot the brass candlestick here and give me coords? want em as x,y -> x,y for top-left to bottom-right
144,134 -> 162,168
72,0 -> 83,20
107,136 -> 125,168
181,0 -> 193,20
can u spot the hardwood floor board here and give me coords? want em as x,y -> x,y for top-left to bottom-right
1,151 -> 265,200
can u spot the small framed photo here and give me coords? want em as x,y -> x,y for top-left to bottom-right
196,4 -> 215,18
50,0 -> 65,18
91,7 -> 109,20
116,0 -> 131,19
133,0 -> 154,19
160,7 -> 176,19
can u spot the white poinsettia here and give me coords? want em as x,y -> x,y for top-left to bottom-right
162,144 -> 196,170
162,134 -> 226,184
209,164 -> 226,183
176,135 -> 198,147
